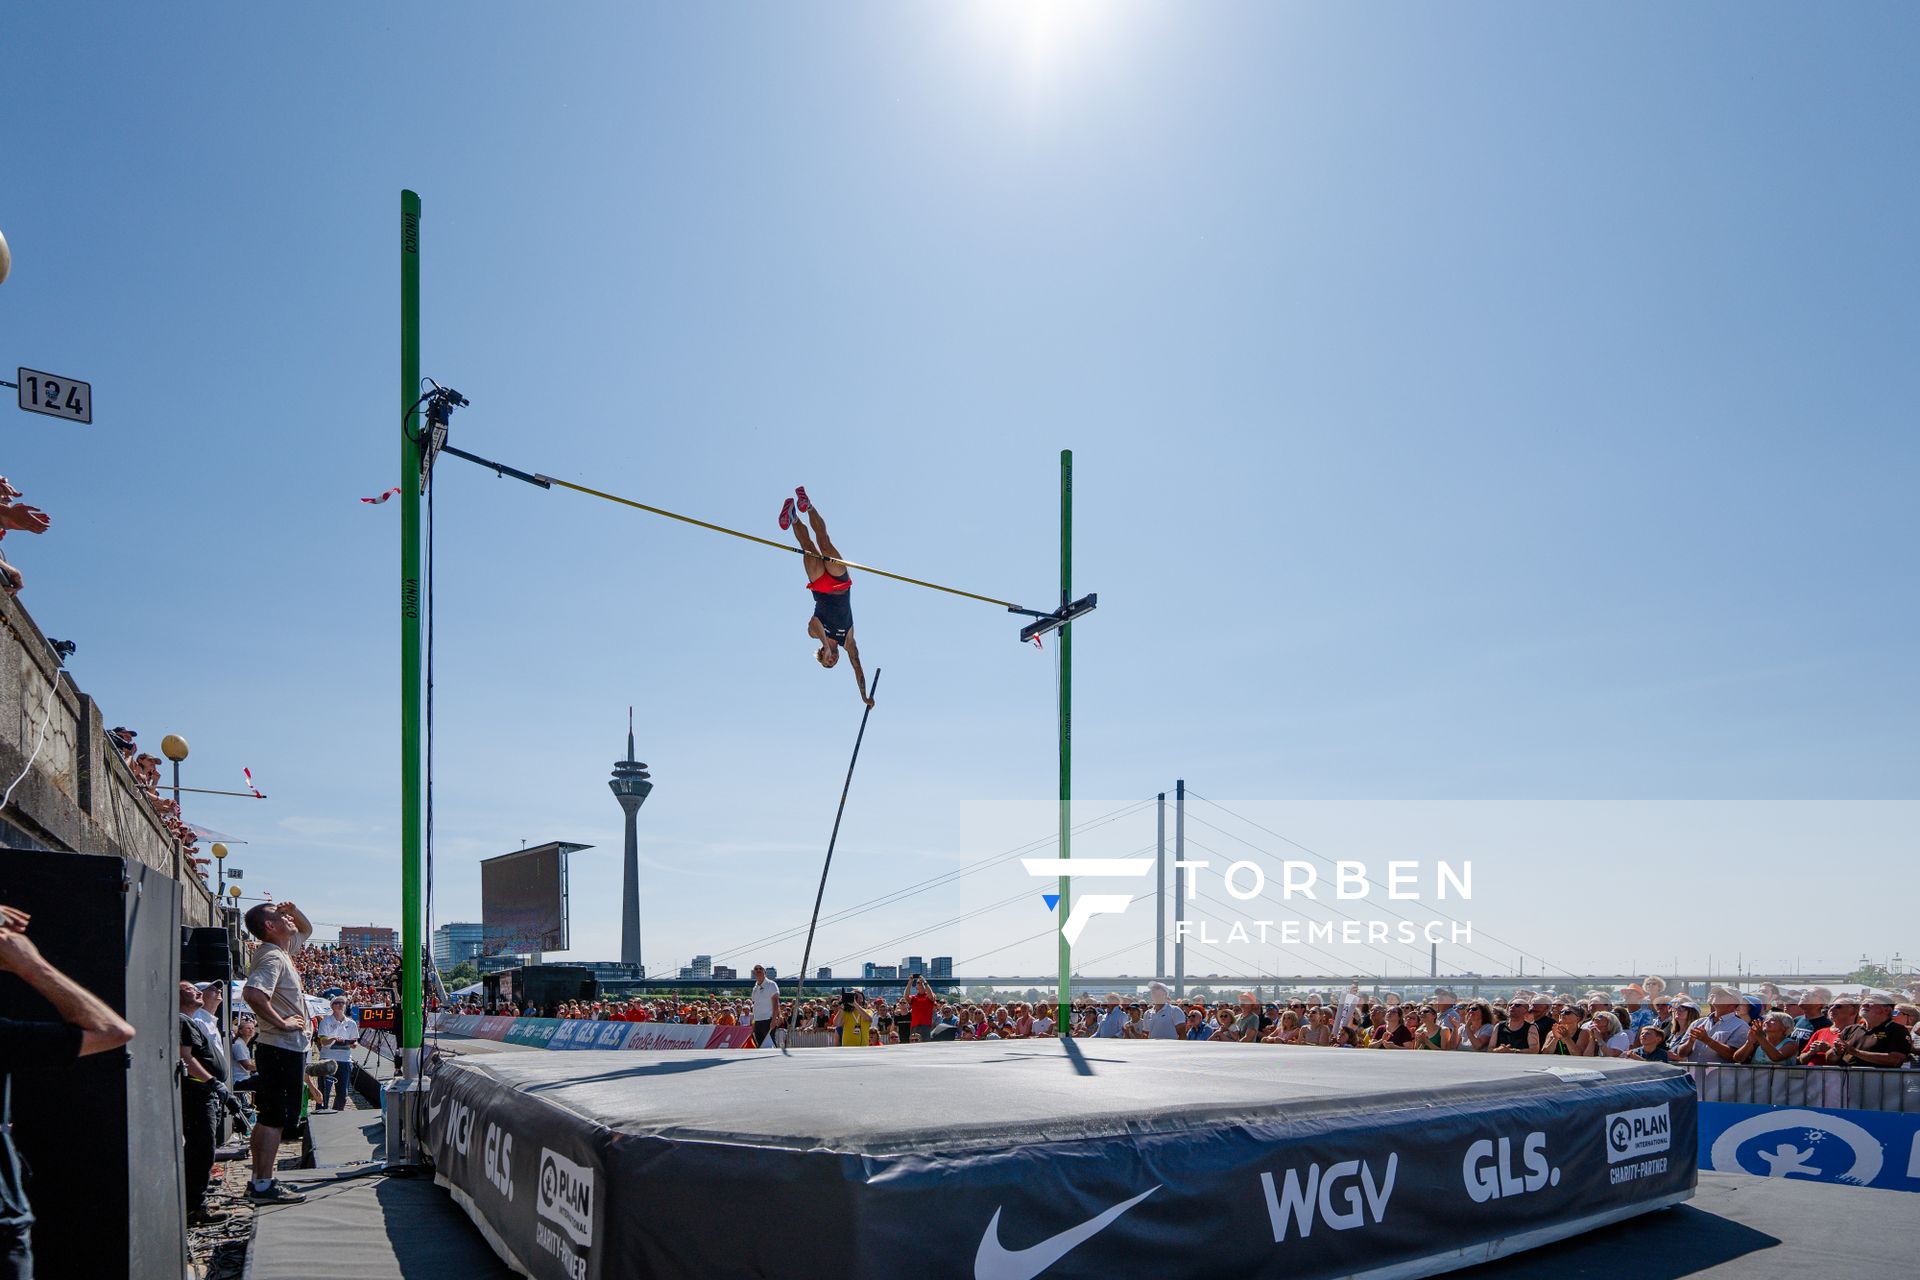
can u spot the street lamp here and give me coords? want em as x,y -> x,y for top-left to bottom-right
160,734 -> 189,798
160,735 -> 188,878
212,842 -> 229,911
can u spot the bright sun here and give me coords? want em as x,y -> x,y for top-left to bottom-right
966,0 -> 1119,87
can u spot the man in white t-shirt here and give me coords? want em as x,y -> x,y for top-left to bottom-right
315,997 -> 359,1110
749,965 -> 779,1048
1142,982 -> 1182,1039
241,901 -> 313,1205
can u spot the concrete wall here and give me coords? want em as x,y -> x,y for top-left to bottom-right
0,590 -> 216,928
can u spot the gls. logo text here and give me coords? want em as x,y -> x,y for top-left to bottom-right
483,1122 -> 514,1201
1463,1133 -> 1560,1203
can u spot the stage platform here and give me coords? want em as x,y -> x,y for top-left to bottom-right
425,1039 -> 1697,1279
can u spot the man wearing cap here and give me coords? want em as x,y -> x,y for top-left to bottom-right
1679,988 -> 1751,1062
1832,993 -> 1912,1068
1141,983 -> 1182,1040
1648,994 -> 1675,1039
1798,993 -> 1859,1066
1491,1001 -> 1540,1053
315,997 -> 358,1110
1793,988 -> 1832,1042
1094,993 -> 1129,1038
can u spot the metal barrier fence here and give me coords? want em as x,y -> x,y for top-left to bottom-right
1689,1063 -> 1920,1113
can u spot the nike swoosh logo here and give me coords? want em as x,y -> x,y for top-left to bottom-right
974,1186 -> 1159,1280
425,1097 -> 443,1124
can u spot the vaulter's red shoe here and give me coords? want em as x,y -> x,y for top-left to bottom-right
779,497 -> 796,530
794,486 -> 812,513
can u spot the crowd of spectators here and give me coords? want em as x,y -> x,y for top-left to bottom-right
454,972 -> 1920,1065
102,725 -> 207,867
289,942 -> 401,1007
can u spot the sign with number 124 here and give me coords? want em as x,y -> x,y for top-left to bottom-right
17,367 -> 91,424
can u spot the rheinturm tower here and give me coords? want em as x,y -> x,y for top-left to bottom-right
608,708 -> 654,969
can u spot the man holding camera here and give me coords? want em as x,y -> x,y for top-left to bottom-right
0,904 -> 136,1279
905,974 -> 937,1043
240,901 -> 313,1205
831,990 -> 874,1047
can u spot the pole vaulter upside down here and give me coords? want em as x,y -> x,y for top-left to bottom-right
781,486 -> 872,708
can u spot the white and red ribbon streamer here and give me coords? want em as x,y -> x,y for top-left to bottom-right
243,767 -> 265,798
362,488 -> 401,505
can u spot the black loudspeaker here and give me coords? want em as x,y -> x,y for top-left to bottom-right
0,848 -> 185,1280
179,926 -> 235,985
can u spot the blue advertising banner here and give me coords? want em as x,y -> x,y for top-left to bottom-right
1699,1102 -> 1920,1193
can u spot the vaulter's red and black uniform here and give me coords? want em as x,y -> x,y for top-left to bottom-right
809,568 -> 853,642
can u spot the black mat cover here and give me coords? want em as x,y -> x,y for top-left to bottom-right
425,1039 -> 1696,1280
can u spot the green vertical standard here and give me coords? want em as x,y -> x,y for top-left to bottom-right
399,190 -> 425,1060
1057,448 -> 1073,1031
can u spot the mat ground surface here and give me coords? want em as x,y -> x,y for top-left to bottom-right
425,1039 -> 1698,1279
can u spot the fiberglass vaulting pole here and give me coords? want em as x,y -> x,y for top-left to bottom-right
1057,449 -> 1073,1032
399,190 -> 425,1071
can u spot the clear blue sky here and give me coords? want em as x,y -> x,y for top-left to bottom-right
3,4 -> 1913,980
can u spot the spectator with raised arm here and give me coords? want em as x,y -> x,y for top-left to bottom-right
241,900 -> 313,1205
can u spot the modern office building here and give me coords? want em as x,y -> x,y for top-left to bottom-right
433,922 -> 488,968
339,925 -> 396,949
712,965 -> 737,980
816,968 -> 832,981
929,956 -> 953,979
862,963 -> 898,980
900,955 -> 924,977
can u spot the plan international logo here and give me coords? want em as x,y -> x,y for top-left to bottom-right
1020,857 -> 1476,948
